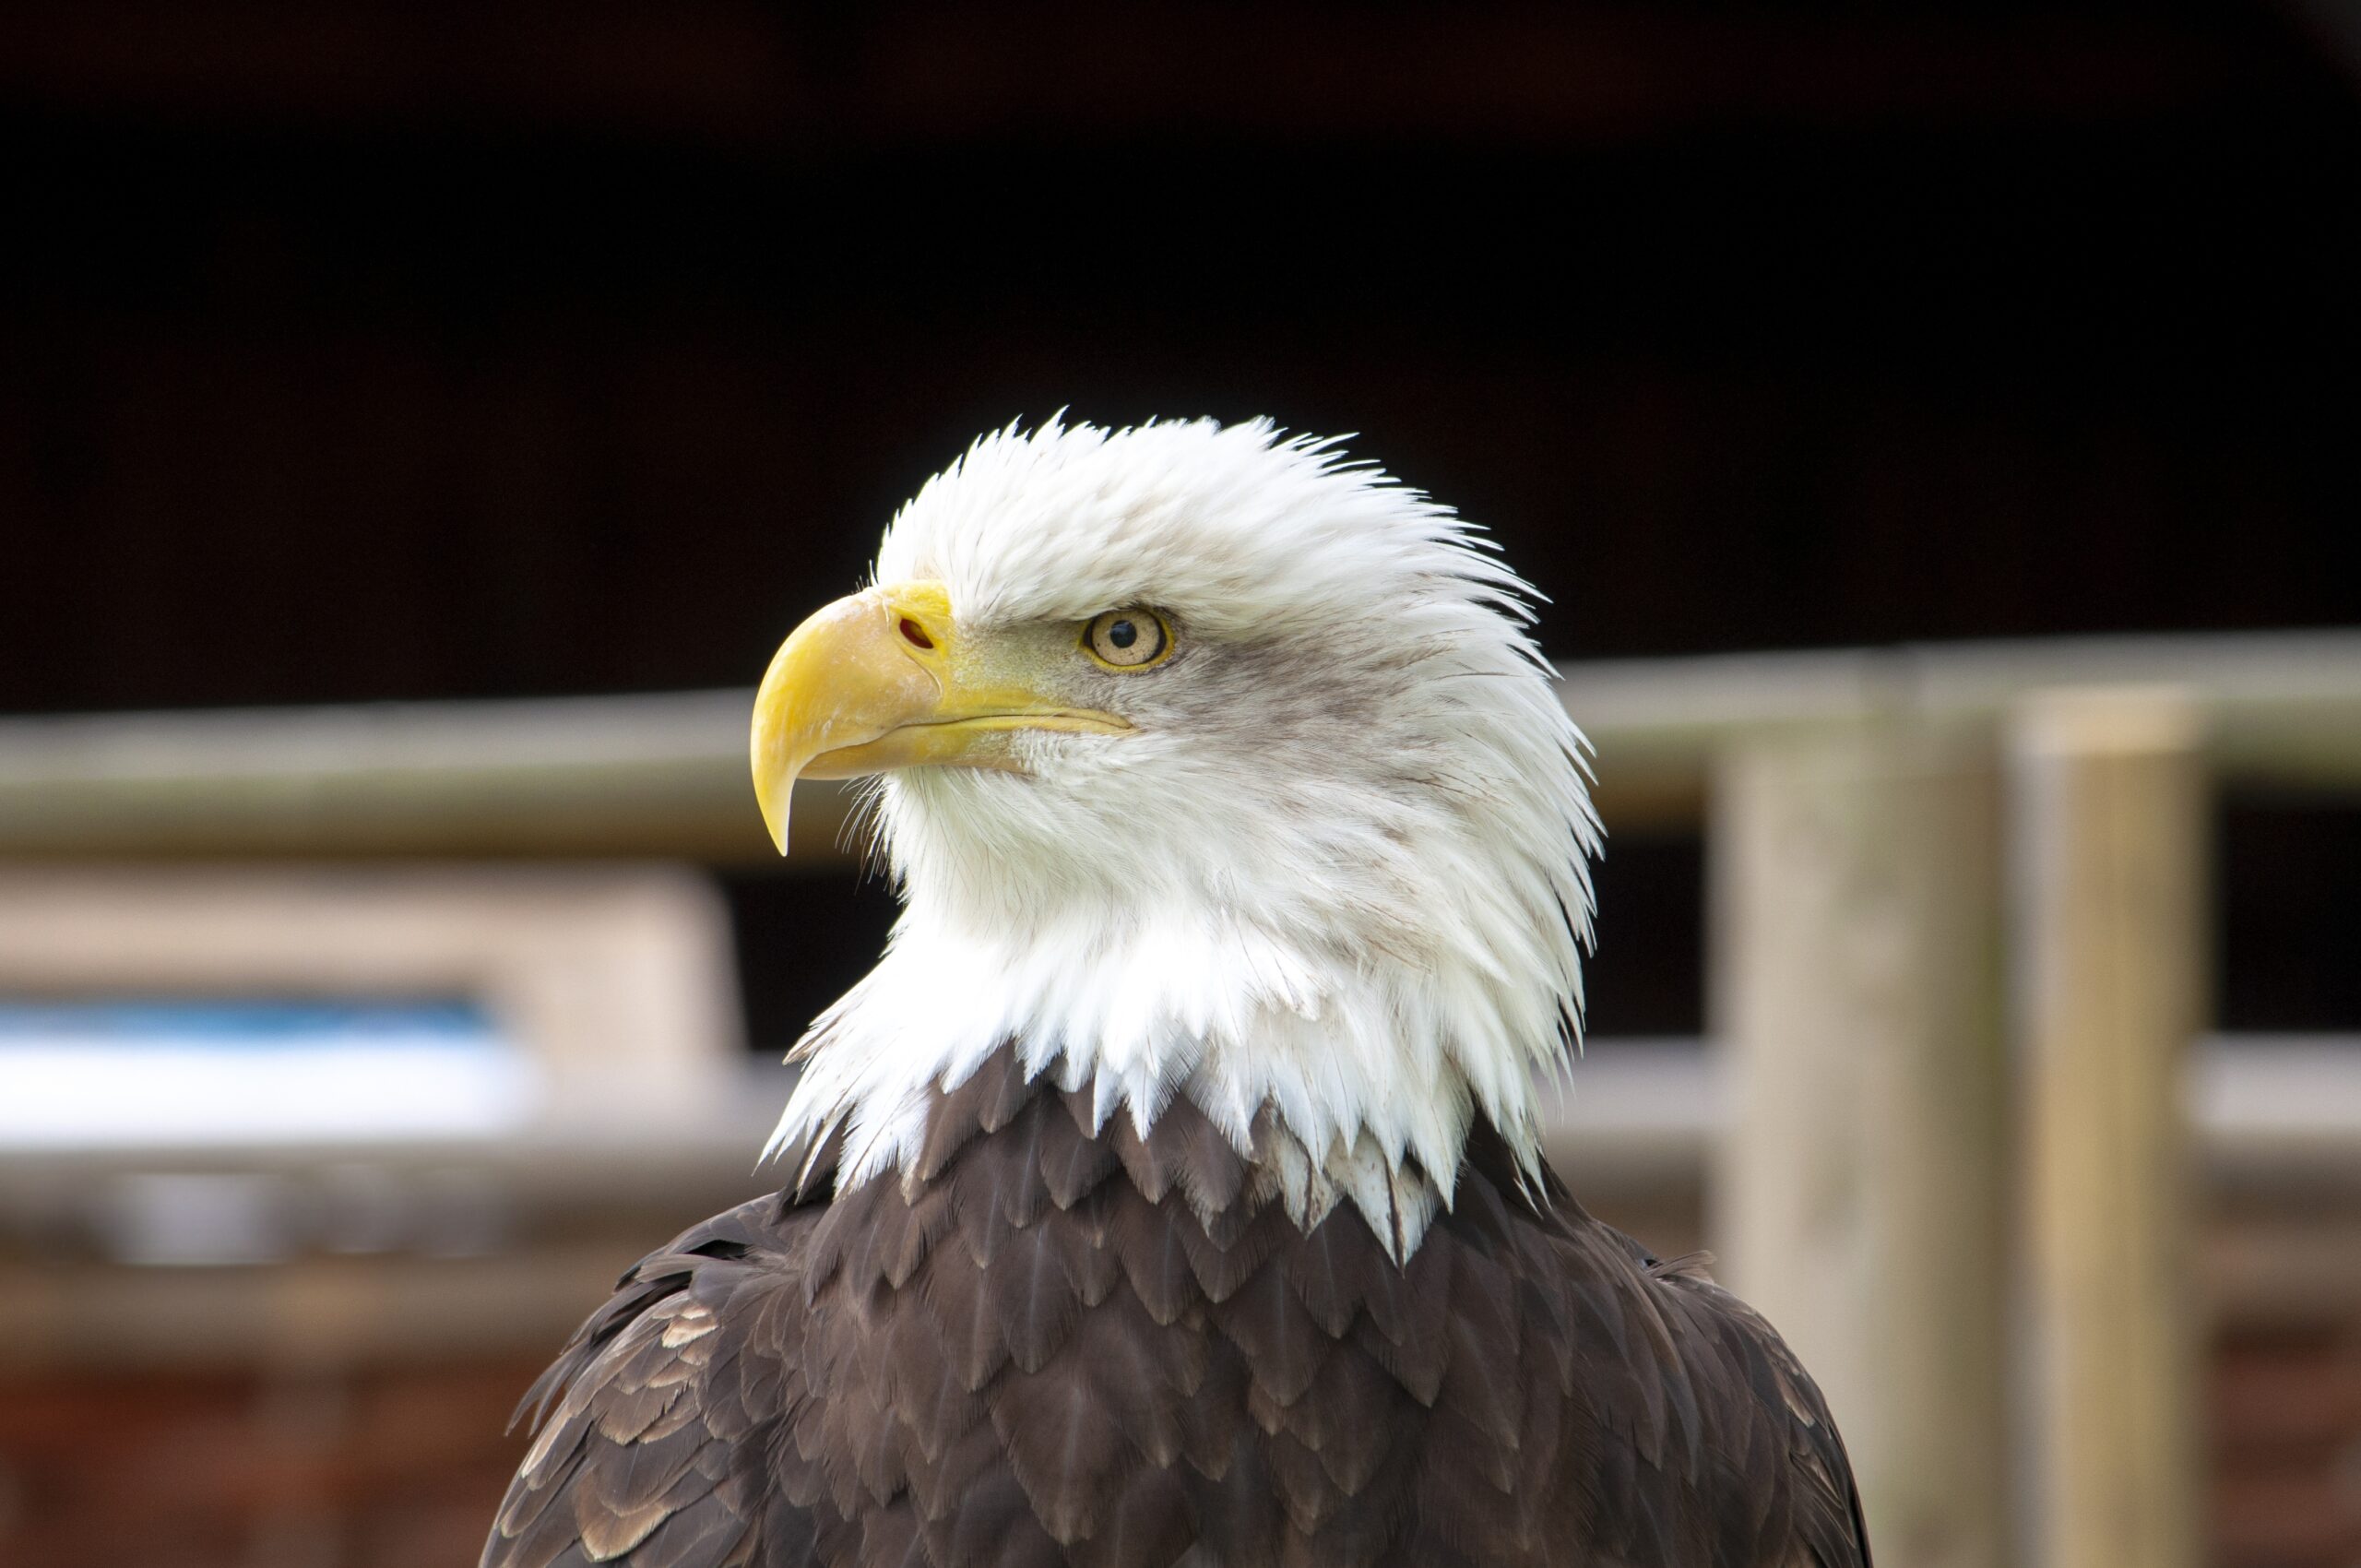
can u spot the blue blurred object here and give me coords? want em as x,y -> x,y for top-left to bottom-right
0,997 -> 540,1148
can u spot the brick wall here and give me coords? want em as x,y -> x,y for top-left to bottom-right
2213,1322 -> 2361,1568
0,1360 -> 538,1567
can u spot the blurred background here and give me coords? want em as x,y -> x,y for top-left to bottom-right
2,2 -> 2359,1565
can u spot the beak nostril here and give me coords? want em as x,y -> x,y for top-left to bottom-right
898,618 -> 935,651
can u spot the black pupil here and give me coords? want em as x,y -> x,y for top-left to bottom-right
1107,619 -> 1137,650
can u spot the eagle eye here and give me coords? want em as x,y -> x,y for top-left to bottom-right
1082,608 -> 1173,671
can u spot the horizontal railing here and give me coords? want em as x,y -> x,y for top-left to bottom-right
6,629 -> 2361,858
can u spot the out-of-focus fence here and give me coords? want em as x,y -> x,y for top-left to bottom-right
7,630 -> 2361,1567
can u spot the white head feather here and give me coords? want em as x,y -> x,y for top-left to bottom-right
767,417 -> 1601,1255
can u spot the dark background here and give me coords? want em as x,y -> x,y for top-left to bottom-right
4,0 -> 2359,1042
5,12 -> 2361,1563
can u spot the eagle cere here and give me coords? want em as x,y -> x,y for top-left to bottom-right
484,419 -> 1871,1568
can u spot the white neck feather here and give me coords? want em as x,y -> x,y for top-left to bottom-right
766,802 -> 1584,1260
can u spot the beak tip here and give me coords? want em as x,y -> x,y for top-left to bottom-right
751,758 -> 790,857
755,789 -> 791,857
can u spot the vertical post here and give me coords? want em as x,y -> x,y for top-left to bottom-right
2011,689 -> 2206,1568
1712,718 -> 2008,1568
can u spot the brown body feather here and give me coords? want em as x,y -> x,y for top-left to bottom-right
484,1047 -> 1870,1568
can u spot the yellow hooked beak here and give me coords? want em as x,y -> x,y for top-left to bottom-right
749,581 -> 1131,853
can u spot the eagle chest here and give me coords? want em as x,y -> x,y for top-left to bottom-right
770,1051 -> 1623,1567
492,1045 -> 1867,1568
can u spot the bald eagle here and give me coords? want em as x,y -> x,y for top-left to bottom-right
483,421 -> 1870,1568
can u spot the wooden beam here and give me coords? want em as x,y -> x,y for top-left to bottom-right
0,691 -> 853,863
7,629 -> 2361,855
2011,687 -> 2207,1568
1708,718 -> 2008,1568
1563,629 -> 2361,824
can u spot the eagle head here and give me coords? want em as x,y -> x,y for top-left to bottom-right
753,418 -> 1599,1245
